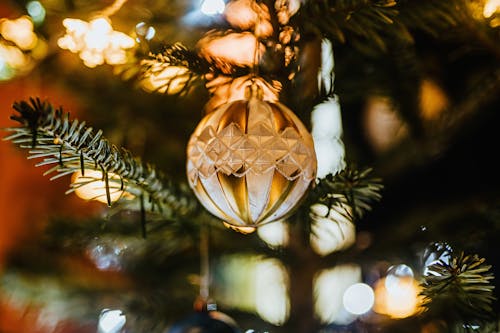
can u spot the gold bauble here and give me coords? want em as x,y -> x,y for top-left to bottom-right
186,85 -> 317,228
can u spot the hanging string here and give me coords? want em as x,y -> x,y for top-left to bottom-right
251,0 -> 261,82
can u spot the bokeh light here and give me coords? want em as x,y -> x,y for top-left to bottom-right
26,1 -> 46,25
98,309 -> 126,333
71,169 -> 129,204
216,255 -> 289,325
374,276 -> 423,318
342,283 -> 375,315
311,98 -> 346,178
0,16 -> 38,50
201,0 -> 226,15
314,264 -> 361,324
385,264 -> 414,290
310,203 -> 356,256
363,96 -> 408,153
58,17 -> 135,68
257,219 -> 288,248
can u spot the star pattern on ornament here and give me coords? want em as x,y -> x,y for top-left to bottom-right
187,120 -> 315,182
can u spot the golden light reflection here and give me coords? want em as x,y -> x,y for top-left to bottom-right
222,222 -> 256,234
140,65 -> 191,95
58,17 -> 135,68
204,75 -> 281,111
314,264 -> 361,324
71,170 -> 130,204
224,0 -> 273,37
198,32 -> 265,70
373,276 -> 423,319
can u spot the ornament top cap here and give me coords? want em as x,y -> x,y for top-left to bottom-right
245,82 -> 264,100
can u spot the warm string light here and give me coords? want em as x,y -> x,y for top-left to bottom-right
0,16 -> 46,80
71,169 -> 131,204
58,17 -> 135,68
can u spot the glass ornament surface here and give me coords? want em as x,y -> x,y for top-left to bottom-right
187,85 -> 317,228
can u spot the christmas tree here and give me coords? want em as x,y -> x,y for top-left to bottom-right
0,0 -> 499,332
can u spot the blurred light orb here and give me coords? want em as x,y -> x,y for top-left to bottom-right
314,264 -> 361,324
58,17 -> 135,68
363,96 -> 408,153
187,84 -> 317,228
342,283 -> 374,315
374,277 -> 422,318
255,258 -> 290,325
310,203 -> 355,256
201,0 -> 226,15
385,264 -> 414,290
484,0 -> 500,18
0,16 -> 38,50
257,219 -> 288,247
98,309 -> 126,333
26,1 -> 46,25
311,98 -> 346,178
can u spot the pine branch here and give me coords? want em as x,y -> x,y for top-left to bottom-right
296,0 -> 400,53
421,252 -> 496,325
397,0 -> 464,37
140,43 -> 210,96
311,166 -> 383,222
3,98 -> 198,224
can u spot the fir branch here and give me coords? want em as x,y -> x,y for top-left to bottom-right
421,252 -> 496,324
140,43 -> 210,95
296,0 -> 400,52
397,0 -> 463,37
311,166 -> 383,222
3,98 -> 198,222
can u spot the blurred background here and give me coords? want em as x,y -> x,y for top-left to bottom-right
0,0 -> 499,332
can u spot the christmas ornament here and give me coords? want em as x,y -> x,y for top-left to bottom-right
186,83 -> 317,228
